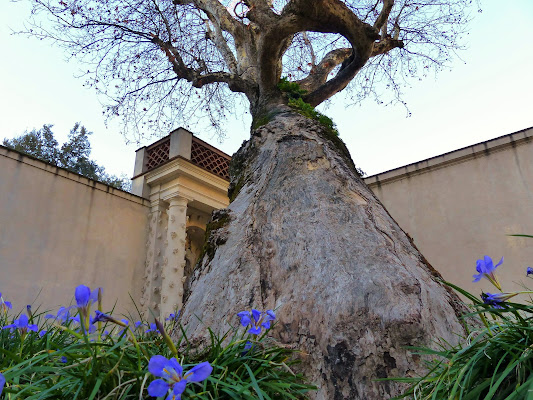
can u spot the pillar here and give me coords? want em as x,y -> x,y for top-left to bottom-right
140,200 -> 168,318
160,196 -> 189,319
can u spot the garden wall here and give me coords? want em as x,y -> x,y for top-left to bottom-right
3,125 -> 533,315
0,145 -> 150,315
364,127 -> 533,296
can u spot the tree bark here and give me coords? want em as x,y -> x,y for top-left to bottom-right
181,110 -> 467,399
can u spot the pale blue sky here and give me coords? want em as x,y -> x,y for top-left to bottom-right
1,1 -> 532,178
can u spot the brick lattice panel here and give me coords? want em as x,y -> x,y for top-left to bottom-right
145,139 -> 170,170
190,140 -> 230,180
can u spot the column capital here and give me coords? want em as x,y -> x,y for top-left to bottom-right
150,199 -> 168,212
168,195 -> 190,208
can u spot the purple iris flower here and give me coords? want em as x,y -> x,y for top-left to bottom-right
0,372 -> 5,396
166,311 -> 180,321
75,285 -> 100,308
61,356 -> 68,363
71,314 -> 97,334
91,311 -> 128,335
237,309 -> 276,335
118,319 -> 130,335
241,340 -> 254,356
145,323 -> 159,334
46,306 -> 75,324
481,292 -> 518,308
75,285 -> 101,333
473,256 -> 503,290
0,292 -> 12,313
527,267 -> 533,276
39,330 -> 47,337
147,355 -> 212,399
3,314 -> 39,335
92,310 -> 112,323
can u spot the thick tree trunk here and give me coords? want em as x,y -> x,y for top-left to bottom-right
181,110 -> 467,399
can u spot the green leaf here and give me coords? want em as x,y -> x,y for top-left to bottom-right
244,363 -> 265,400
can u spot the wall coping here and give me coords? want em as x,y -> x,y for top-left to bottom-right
364,126 -> 533,187
0,145 -> 150,207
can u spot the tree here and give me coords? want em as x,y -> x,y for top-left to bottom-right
3,124 -> 131,191
24,1 -> 473,398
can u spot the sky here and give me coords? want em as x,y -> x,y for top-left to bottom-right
1,1 -> 532,178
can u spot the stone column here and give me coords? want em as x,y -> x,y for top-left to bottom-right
140,200 -> 168,318
160,196 -> 189,319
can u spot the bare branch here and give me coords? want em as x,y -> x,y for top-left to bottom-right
371,36 -> 404,56
152,0 -> 173,42
295,47 -> 352,93
364,0 -> 380,21
244,0 -> 279,25
150,33 -> 250,94
174,0 -> 244,36
270,0 -> 380,107
280,0 -> 379,43
150,34 -> 192,79
253,0 -> 379,101
205,20 -> 238,74
302,32 -> 316,66
373,0 -> 394,33
302,55 -> 367,107
125,77 -> 179,96
192,71 -> 247,91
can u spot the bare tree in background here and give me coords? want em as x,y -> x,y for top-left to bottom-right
25,1 -> 473,398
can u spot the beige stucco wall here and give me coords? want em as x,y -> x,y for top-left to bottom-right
0,146 -> 150,316
364,127 -> 533,298
3,124 -> 532,315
